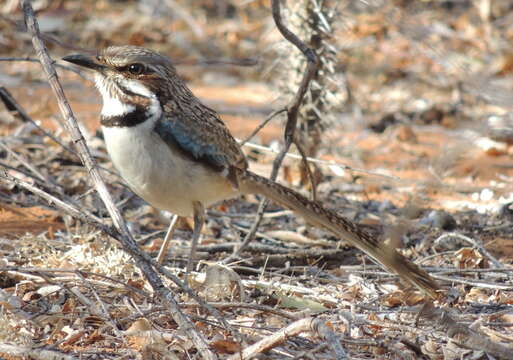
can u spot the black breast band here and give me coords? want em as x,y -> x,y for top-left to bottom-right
101,105 -> 149,127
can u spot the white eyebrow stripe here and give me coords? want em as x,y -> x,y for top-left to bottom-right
119,78 -> 155,99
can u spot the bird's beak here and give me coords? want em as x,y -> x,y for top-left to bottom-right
62,54 -> 106,71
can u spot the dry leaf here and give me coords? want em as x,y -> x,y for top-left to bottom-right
275,293 -> 327,312
500,313 -> 513,324
454,247 -> 486,269
422,339 -> 441,358
396,124 -> 418,143
382,288 -> 427,306
82,329 -> 104,345
127,278 -> 146,290
210,338 -> 240,354
61,298 -> 76,314
143,343 -> 181,360
465,287 -> 488,303
381,291 -> 404,307
126,318 -> 152,335
60,329 -> 86,347
265,230 -> 327,246
405,292 -> 427,306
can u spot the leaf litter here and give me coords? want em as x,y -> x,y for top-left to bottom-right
0,1 -> 513,359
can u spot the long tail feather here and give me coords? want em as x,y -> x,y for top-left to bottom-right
238,170 -> 439,298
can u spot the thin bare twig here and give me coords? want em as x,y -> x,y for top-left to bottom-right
74,271 -> 126,338
121,301 -> 301,324
270,0 -> 318,186
434,233 -> 505,269
241,141 -> 404,182
294,138 -> 318,201
180,301 -> 300,320
1,170 -> 240,346
1,170 -> 105,227
1,266 -> 150,298
227,317 -> 346,360
240,107 -> 287,145
221,197 -> 269,264
0,14 -> 94,53
0,343 -> 78,360
0,86 -> 77,155
0,160 -> 50,190
430,274 -> 513,290
0,139 -> 58,188
420,302 -> 513,359
227,0 -> 319,260
20,2 -> 215,358
0,57 -> 88,78
0,55 -> 256,71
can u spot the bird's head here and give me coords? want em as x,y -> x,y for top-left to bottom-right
63,46 -> 182,119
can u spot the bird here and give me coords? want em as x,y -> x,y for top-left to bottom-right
63,45 -> 439,298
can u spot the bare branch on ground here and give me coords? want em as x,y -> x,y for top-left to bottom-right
224,0 -> 319,262
227,317 -> 346,360
20,1 -> 217,358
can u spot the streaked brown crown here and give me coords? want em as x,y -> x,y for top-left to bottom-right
98,46 -> 176,76
96,46 -> 187,100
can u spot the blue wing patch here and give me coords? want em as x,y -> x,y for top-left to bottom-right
154,119 -> 230,171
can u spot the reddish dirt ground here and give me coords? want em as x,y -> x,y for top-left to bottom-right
5,68 -> 513,254
0,203 -> 63,239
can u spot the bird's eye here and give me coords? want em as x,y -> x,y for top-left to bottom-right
128,63 -> 145,75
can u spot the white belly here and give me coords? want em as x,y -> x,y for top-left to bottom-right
102,120 -> 237,217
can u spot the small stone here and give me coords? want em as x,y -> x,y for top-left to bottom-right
498,202 -> 513,219
479,188 -> 494,201
419,106 -> 444,124
420,210 -> 457,230
487,115 -> 513,143
369,113 -> 398,133
396,124 -> 418,143
475,137 -> 508,156
378,200 -> 396,213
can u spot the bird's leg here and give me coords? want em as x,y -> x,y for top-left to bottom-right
187,201 -> 205,274
156,214 -> 179,264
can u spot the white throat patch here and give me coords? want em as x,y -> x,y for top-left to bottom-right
95,75 -> 132,117
95,73 -> 159,118
102,98 -> 135,118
